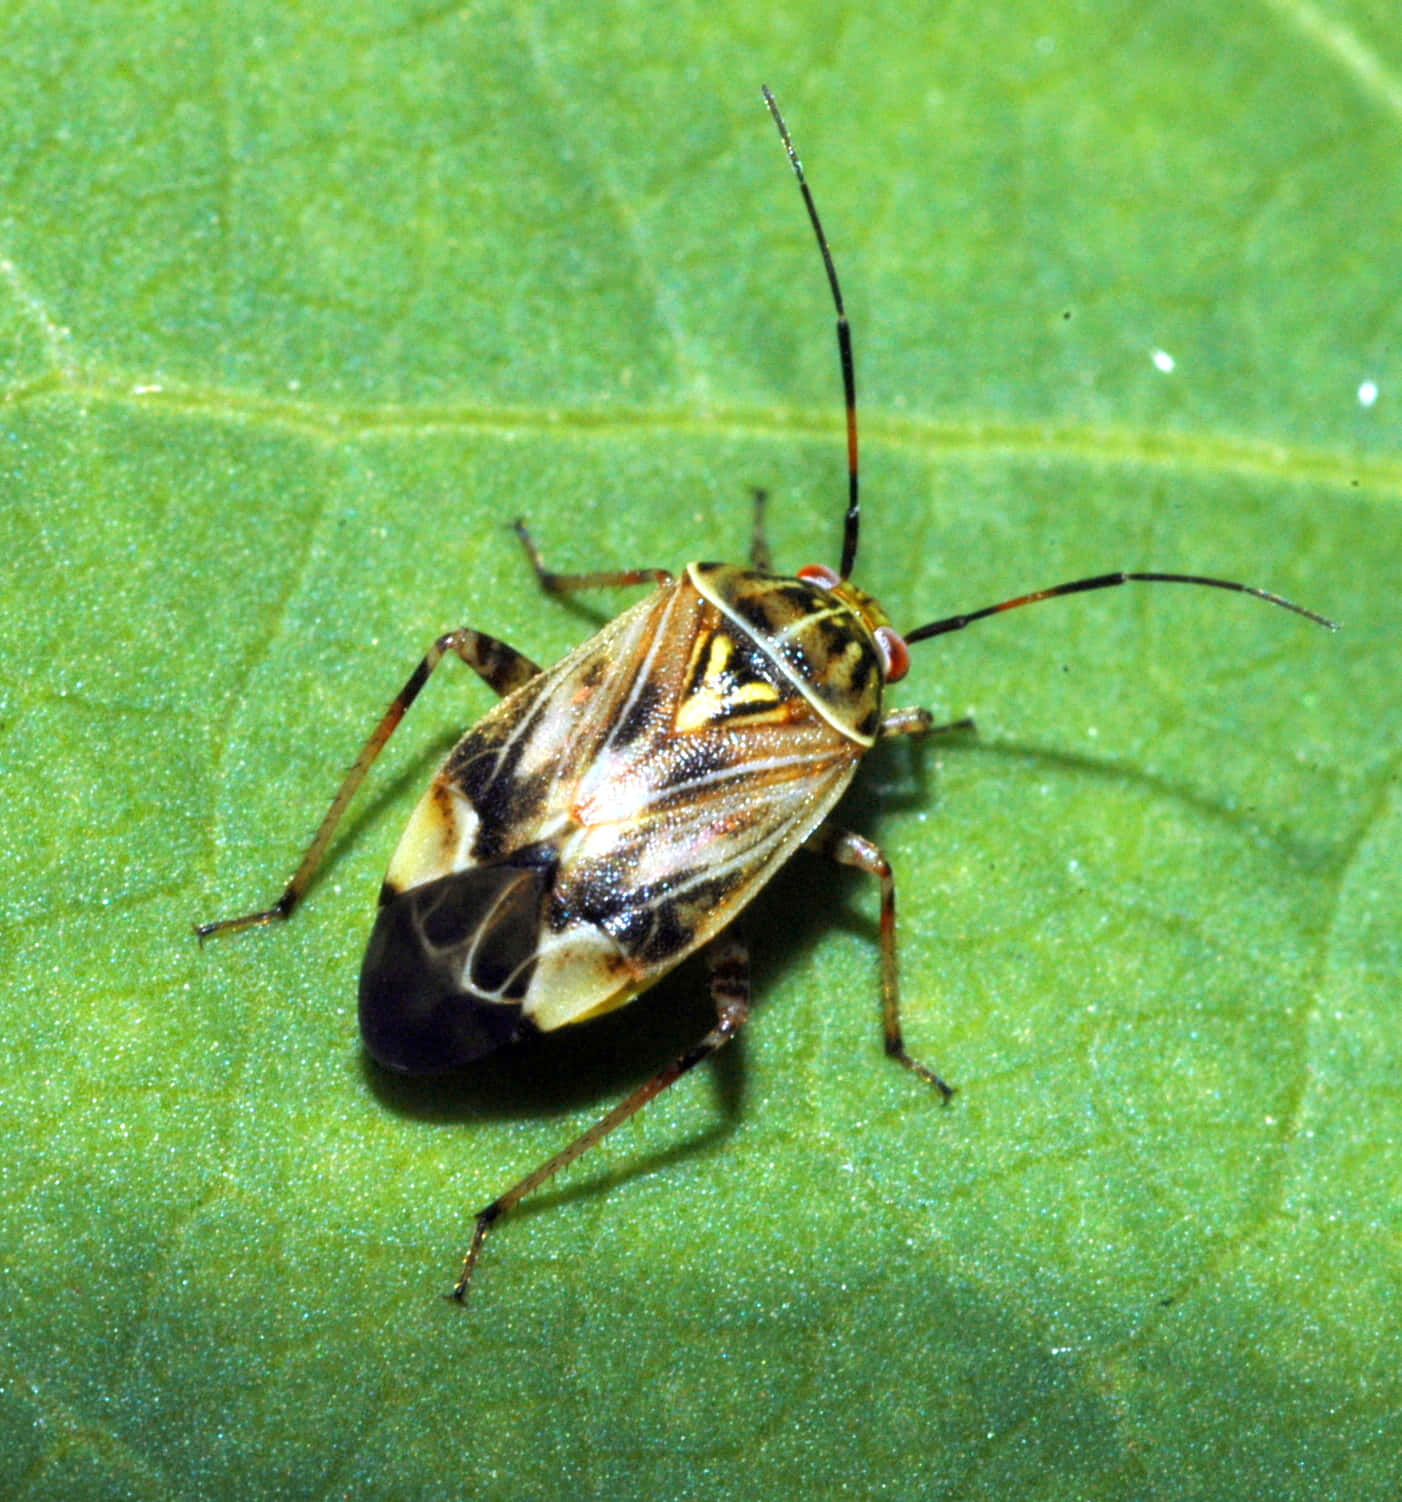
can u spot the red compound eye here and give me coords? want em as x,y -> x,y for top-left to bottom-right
797,563 -> 841,589
875,626 -> 910,683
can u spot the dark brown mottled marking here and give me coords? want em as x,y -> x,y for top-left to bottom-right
814,615 -> 853,658
846,644 -> 876,698
446,701 -> 555,861
657,737 -> 732,789
770,580 -> 824,618
611,677 -> 664,748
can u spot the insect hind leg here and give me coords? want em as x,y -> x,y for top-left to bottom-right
451,934 -> 752,1303
804,822 -> 954,1101
196,627 -> 543,940
512,518 -> 673,594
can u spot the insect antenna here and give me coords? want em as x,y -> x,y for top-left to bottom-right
763,85 -> 861,581
904,571 -> 1338,644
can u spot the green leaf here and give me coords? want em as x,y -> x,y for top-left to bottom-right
2,3 -> 1397,1498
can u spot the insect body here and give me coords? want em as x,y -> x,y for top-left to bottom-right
360,562 -> 893,1074
199,88 -> 1335,1302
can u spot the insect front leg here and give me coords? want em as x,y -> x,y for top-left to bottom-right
452,935 -> 753,1304
196,628 -> 542,939
878,707 -> 976,740
512,518 -> 673,594
803,822 -> 954,1102
749,488 -> 773,571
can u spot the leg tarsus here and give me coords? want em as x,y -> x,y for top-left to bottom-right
512,517 -> 672,594
194,890 -> 294,942
878,708 -> 976,741
885,1037 -> 955,1102
450,1204 -> 501,1304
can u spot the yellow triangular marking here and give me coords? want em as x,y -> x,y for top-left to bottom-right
676,629 -> 784,733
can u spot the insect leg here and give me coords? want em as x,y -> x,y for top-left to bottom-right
196,629 -> 542,940
803,823 -> 954,1101
878,708 -> 976,740
512,518 -> 673,594
749,488 -> 773,571
452,935 -> 752,1303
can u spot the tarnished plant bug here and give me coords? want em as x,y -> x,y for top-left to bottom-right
199,87 -> 1336,1302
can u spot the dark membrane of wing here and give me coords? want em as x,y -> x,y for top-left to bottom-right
358,843 -> 559,1073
